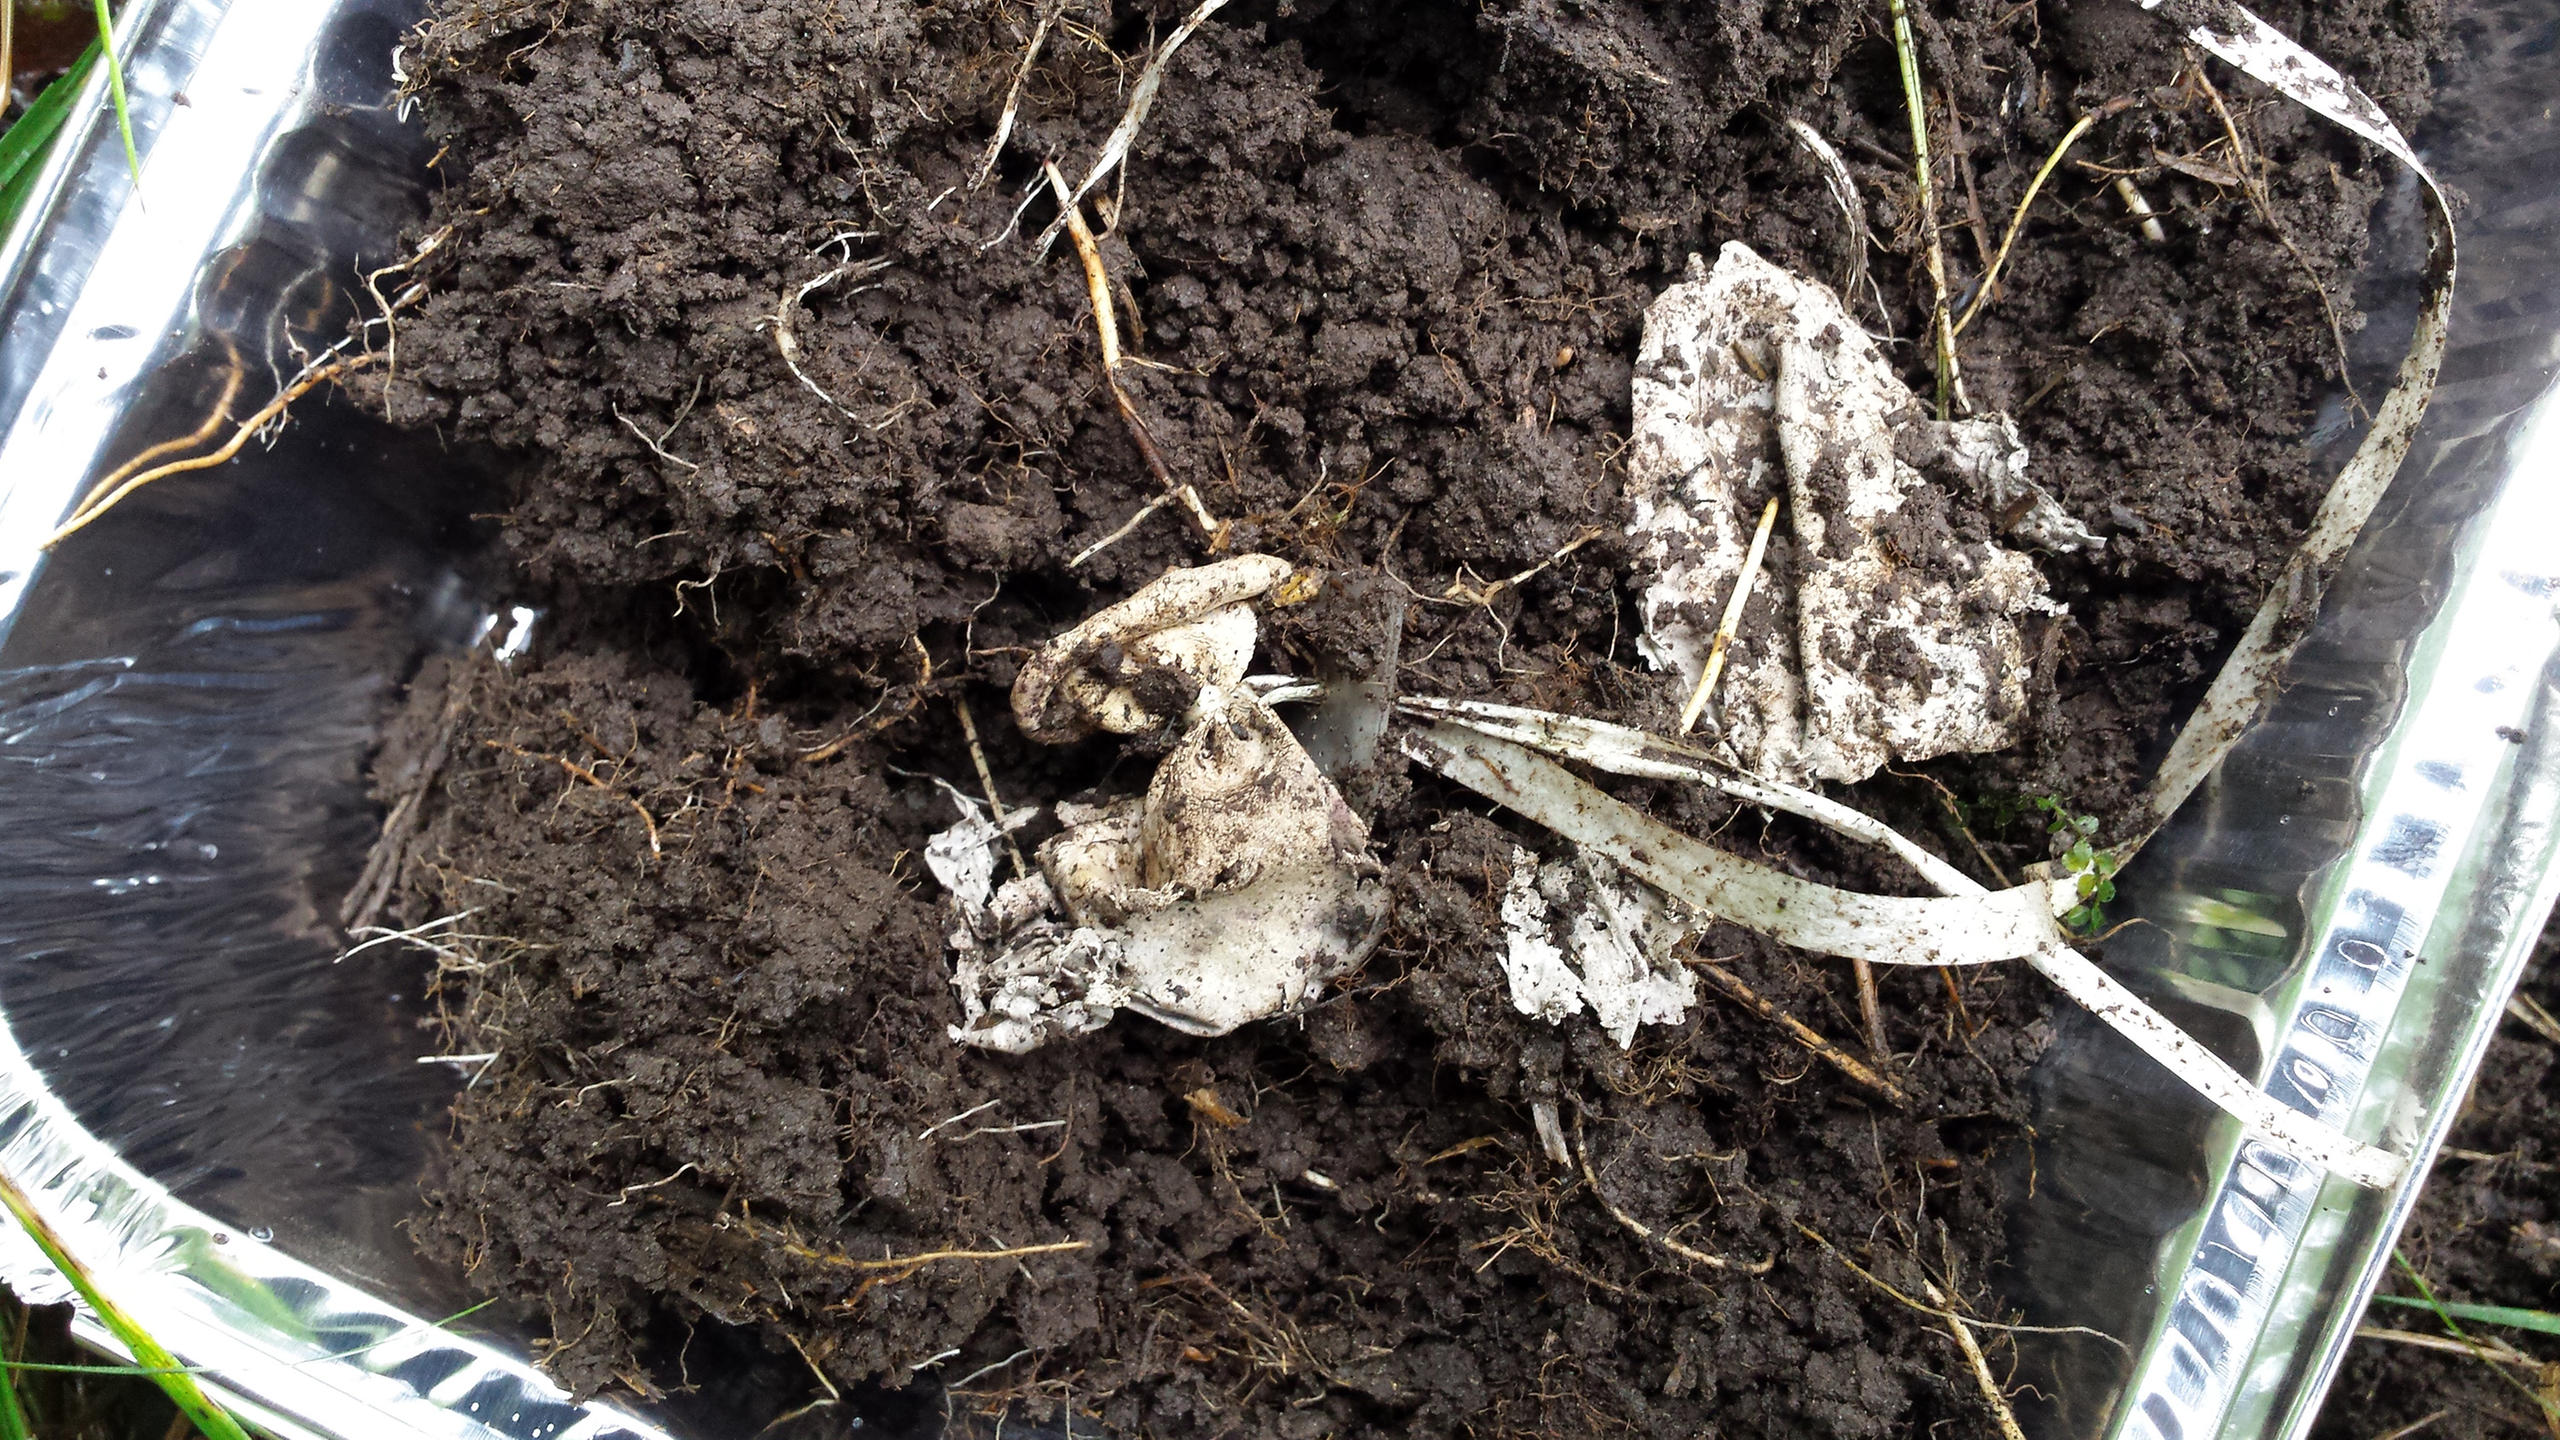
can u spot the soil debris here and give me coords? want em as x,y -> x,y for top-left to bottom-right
364,0 -> 2447,1429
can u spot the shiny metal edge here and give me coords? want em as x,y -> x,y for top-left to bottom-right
0,0 -> 683,1436
2109,376 -> 2560,1424
0,1011 -> 670,1440
2105,363 -> 2560,1433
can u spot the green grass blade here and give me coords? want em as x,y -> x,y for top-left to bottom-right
0,1340 -> 28,1440
0,1172 -> 251,1440
89,0 -> 141,186
2392,1249 -> 2560,1429
2370,1292 -> 2560,1337
0,39 -> 104,232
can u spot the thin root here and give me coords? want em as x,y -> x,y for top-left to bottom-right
967,0 -> 1063,194
1793,1219 -> 2026,1439
1954,98 -> 2132,337
956,695 -> 1029,880
2509,992 -> 2560,1047
488,740 -> 662,857
1922,1278 -> 2028,1440
787,1237 -> 1091,1307
2111,175 -> 2169,244
2188,58 -> 2364,414
1046,161 -> 1223,566
1571,1116 -> 1773,1274
46,347 -> 373,548
1441,527 -> 1608,608
1853,957 -> 1889,1060
1886,0 -> 1966,417
769,258 -> 893,425
1035,0 -> 1233,254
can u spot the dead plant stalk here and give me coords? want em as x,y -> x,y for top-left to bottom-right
1045,160 -> 1223,564
1886,0 -> 1965,417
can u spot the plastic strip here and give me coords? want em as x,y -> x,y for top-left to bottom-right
2130,0 -> 2459,845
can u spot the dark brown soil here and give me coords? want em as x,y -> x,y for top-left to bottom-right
2308,919 -> 2560,1440
358,0 -> 2445,1431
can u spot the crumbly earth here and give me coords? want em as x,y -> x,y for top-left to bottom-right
362,0 -> 2444,1431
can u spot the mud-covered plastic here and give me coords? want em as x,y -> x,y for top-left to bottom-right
0,0 -> 2553,1436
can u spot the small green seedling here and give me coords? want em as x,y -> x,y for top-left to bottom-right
2037,797 -> 2119,934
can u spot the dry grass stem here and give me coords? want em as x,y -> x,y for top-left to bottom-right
1922,1277 -> 2028,1440
1677,493 -> 1778,734
955,695 -> 1029,879
1687,956 -> 1911,1105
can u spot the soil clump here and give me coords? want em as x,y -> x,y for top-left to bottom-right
362,0 -> 2444,1431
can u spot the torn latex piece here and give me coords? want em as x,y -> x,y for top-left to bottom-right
1629,241 -> 2086,786
949,557 -> 1387,1052
924,782 -> 1035,925
1500,846 -> 1697,1048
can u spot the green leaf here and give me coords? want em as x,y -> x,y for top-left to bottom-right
2370,1293 -> 2560,1337
0,1173 -> 253,1440
91,0 -> 142,186
0,40 -> 104,234
0,1343 -> 27,1440
2390,1250 -> 2560,1429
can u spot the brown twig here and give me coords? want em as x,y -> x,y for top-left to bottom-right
1686,955 -> 1910,1106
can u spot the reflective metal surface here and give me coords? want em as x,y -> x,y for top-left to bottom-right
0,0 -> 2556,1435
0,0 -> 674,1433
2013,3 -> 2560,1434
